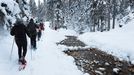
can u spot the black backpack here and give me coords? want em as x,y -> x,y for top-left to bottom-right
27,22 -> 37,37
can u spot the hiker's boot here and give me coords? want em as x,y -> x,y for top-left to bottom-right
22,57 -> 27,65
18,57 -> 23,64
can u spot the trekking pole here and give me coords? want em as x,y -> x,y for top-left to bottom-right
31,46 -> 33,60
10,37 -> 15,60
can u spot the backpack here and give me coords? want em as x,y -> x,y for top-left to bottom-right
27,22 -> 37,37
40,23 -> 44,30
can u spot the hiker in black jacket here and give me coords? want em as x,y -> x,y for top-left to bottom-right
27,19 -> 38,49
10,19 -> 29,64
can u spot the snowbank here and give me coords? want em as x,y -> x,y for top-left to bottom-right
78,20 -> 134,62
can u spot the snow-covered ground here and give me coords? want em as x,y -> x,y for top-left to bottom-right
0,22 -> 88,75
0,20 -> 134,75
78,20 -> 134,64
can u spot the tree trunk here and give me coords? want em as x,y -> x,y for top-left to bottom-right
112,0 -> 116,29
107,0 -> 110,31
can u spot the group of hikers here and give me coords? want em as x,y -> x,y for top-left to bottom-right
10,18 -> 44,65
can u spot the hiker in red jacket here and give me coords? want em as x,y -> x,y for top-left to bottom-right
37,22 -> 44,41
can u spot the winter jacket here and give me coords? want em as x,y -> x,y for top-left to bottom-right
39,23 -> 44,30
10,22 -> 29,39
27,21 -> 38,37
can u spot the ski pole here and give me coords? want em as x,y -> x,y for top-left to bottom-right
31,46 -> 33,60
10,37 -> 15,60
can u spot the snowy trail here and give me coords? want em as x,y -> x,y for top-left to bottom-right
0,22 -> 86,75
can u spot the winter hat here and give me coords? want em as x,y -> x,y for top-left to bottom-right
16,18 -> 22,23
14,18 -> 23,25
30,18 -> 34,22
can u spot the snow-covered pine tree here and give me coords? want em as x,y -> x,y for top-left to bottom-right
17,0 -> 30,23
0,0 -> 30,31
29,0 -> 37,18
37,0 -> 134,33
46,0 -> 64,29
36,0 -> 47,22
